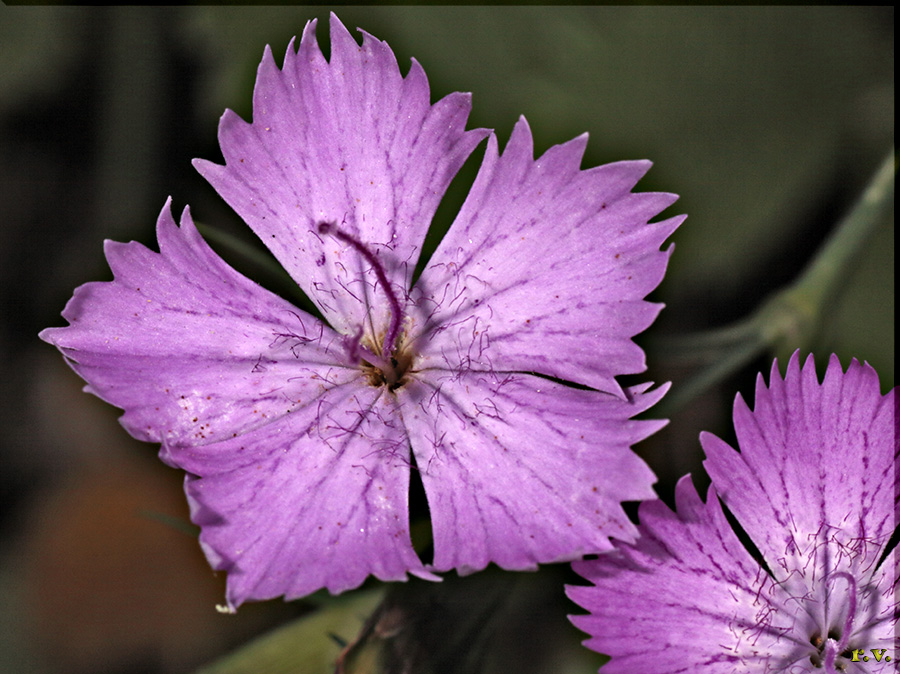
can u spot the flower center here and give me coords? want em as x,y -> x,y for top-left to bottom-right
361,344 -> 414,390
317,221 -> 413,390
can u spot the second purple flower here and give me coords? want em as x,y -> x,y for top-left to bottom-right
40,14 -> 683,610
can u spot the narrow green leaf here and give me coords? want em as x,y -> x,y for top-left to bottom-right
194,589 -> 385,674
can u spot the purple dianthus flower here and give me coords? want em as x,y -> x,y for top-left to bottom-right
41,14 -> 683,610
568,352 -> 898,673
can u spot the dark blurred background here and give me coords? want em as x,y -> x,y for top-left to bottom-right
0,6 -> 893,674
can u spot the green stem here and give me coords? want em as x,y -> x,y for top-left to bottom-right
655,150 -> 894,414
770,149 -> 895,353
799,151 -> 896,294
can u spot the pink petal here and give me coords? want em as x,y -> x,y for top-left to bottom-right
863,545 -> 899,649
568,478 -> 798,673
194,14 -> 488,339
183,383 -> 432,610
39,200 -> 355,447
411,118 -> 683,395
702,352 -> 896,580
397,371 -> 666,574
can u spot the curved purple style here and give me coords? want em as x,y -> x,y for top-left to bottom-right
41,14 -> 682,610
568,353 -> 898,673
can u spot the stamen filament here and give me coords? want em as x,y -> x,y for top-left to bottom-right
826,571 -> 858,652
318,221 -> 402,359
